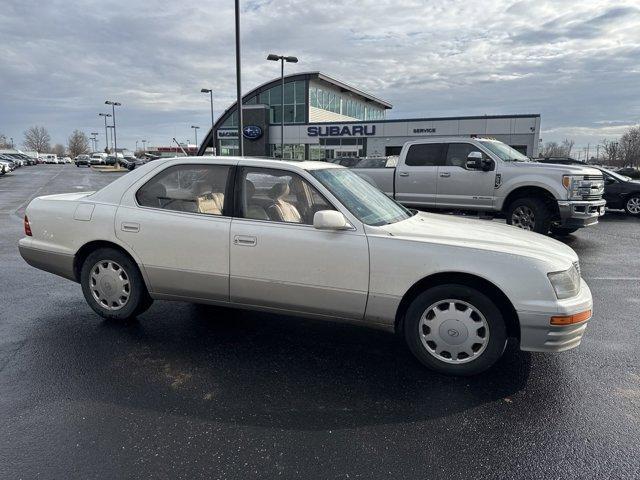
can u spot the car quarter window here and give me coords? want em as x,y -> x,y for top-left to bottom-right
445,143 -> 485,168
404,143 -> 446,167
136,164 -> 230,215
238,167 -> 334,225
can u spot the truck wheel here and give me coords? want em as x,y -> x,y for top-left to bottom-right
506,197 -> 552,234
550,226 -> 579,236
80,247 -> 153,320
403,284 -> 507,376
624,195 -> 640,216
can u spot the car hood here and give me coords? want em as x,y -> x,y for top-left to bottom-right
512,162 -> 602,176
372,212 -> 578,269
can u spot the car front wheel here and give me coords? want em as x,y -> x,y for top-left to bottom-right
403,284 -> 507,376
80,247 -> 152,320
625,195 -> 640,216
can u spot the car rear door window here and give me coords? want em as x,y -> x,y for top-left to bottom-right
136,164 -> 230,215
405,143 -> 445,167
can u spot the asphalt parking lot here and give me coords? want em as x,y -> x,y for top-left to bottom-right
1,165 -> 639,479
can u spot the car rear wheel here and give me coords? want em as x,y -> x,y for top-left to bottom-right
625,195 -> 640,216
403,284 -> 507,376
81,247 -> 152,320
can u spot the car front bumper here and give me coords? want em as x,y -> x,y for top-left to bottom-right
518,279 -> 593,352
557,199 -> 606,228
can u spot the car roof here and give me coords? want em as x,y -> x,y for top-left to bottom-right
161,156 -> 342,171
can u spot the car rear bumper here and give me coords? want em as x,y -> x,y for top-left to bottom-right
518,279 -> 592,352
557,199 -> 606,228
18,239 -> 76,282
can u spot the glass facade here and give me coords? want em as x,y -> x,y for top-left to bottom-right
270,143 -> 306,160
309,86 -> 385,120
221,80 -> 307,127
309,138 -> 366,160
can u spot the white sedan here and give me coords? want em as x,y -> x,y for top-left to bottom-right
19,157 -> 593,375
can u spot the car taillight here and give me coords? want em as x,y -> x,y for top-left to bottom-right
24,215 -> 32,236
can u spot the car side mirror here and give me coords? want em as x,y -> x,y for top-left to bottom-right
313,210 -> 351,230
466,151 -> 483,170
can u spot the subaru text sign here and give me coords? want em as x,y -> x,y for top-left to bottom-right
307,125 -> 376,137
242,125 -> 263,140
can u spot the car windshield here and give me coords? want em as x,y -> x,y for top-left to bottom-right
479,140 -> 529,162
311,168 -> 414,226
599,167 -> 631,182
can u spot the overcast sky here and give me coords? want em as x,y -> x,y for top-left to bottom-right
1,0 -> 639,153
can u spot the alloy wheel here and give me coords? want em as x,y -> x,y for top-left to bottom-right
418,299 -> 490,364
627,197 -> 640,215
511,205 -> 535,230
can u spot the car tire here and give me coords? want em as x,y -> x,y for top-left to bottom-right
550,226 -> 579,236
506,197 -> 553,234
403,284 -> 507,376
80,247 -> 152,320
624,195 -> 640,216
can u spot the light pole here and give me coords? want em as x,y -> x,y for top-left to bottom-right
267,53 -> 298,159
234,0 -> 243,156
105,101 -> 121,166
191,126 -> 200,155
201,88 -> 215,155
10,137 -> 14,148
91,132 -> 99,153
142,139 -> 147,153
98,113 -> 112,153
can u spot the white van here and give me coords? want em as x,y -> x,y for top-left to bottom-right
41,154 -> 58,164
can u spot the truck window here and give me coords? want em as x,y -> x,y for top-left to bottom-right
445,143 -> 484,168
405,144 -> 445,167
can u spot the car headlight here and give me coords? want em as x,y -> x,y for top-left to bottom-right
562,175 -> 593,200
548,265 -> 581,299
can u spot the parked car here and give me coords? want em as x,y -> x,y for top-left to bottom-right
351,138 -> 606,235
615,167 -> 640,180
119,157 -> 146,171
75,155 -> 91,167
329,157 -> 361,168
41,154 -> 58,164
0,157 -> 15,172
0,163 -> 6,175
593,166 -> 640,215
19,157 -> 593,376
89,153 -> 106,165
60,156 -> 73,164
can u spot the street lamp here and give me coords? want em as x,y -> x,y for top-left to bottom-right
142,139 -> 147,153
191,126 -> 200,155
10,137 -> 14,148
201,88 -> 215,155
105,101 -> 121,166
267,53 -> 298,159
234,0 -> 243,156
98,113 -> 112,153
91,132 -> 99,152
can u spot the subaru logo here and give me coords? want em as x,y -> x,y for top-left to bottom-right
242,125 -> 263,140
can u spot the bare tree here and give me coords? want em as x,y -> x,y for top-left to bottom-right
602,138 -> 621,167
52,143 -> 66,158
67,130 -> 90,158
0,133 -> 11,149
618,126 -> 640,168
561,138 -> 574,157
540,141 -> 562,157
23,126 -> 51,153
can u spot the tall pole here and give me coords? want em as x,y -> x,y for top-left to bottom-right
112,104 -> 118,163
281,58 -> 284,158
209,91 -> 215,155
234,0 -> 244,156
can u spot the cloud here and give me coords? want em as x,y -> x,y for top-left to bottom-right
0,0 -> 639,151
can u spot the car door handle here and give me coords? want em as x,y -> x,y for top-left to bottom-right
121,222 -> 140,233
234,235 -> 257,247
398,172 -> 409,177
439,172 -> 451,178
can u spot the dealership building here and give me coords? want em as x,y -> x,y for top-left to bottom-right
197,72 -> 541,159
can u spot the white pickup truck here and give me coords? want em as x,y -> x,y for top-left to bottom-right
352,137 -> 606,235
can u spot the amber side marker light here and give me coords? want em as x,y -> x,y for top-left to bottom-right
24,215 -> 32,236
550,310 -> 591,326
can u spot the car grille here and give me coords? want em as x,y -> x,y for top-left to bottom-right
573,260 -> 581,277
583,175 -> 602,181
